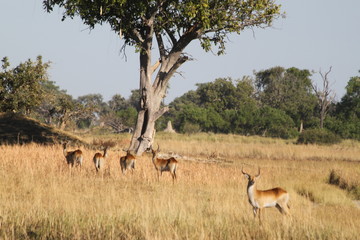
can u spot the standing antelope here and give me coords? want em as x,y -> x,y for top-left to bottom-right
150,144 -> 178,182
62,142 -> 83,169
242,167 -> 290,223
93,147 -> 108,173
120,150 -> 136,175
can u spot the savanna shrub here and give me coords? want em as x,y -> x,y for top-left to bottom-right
297,128 -> 341,145
182,122 -> 201,134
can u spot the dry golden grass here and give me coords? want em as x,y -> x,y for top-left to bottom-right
0,133 -> 359,239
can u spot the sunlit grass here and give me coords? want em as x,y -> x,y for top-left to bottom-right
0,134 -> 359,239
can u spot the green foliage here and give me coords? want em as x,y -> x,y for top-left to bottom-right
196,78 -> 239,111
182,122 -> 201,134
255,66 -> 317,127
108,94 -> 128,112
99,91 -> 141,133
0,56 -> 50,114
297,128 -> 341,145
332,75 -> 360,140
128,89 -> 141,111
326,117 -> 360,141
167,76 -> 300,138
170,78 -> 254,134
76,94 -> 106,128
43,0 -> 282,55
255,106 -> 298,139
116,107 -> 137,128
336,76 -> 360,119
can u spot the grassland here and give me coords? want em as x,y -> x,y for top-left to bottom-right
0,132 -> 359,239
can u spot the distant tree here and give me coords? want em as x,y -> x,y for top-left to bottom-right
0,56 -> 50,114
312,67 -> 336,129
169,90 -> 200,111
102,92 -> 139,133
175,105 -> 227,133
168,77 -> 258,134
196,78 -> 238,112
235,76 -> 257,107
31,79 -> 91,130
255,66 -> 316,131
33,79 -> 68,124
334,73 -> 360,139
254,106 -> 297,138
336,75 -> 360,119
44,0 -> 282,155
128,89 -> 141,111
167,90 -> 200,131
108,94 -> 128,112
102,107 -> 137,133
55,94 -> 82,130
76,94 -> 106,128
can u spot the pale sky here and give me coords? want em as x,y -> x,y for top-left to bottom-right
1,0 -> 359,103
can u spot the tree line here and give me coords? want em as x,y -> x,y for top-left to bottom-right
1,56 -> 359,141
165,67 -> 360,141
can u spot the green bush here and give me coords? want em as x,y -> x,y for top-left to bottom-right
255,106 -> 298,139
297,128 -> 341,145
182,122 -> 201,134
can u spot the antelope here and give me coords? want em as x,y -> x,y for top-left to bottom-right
62,142 -> 83,169
242,167 -> 290,223
120,150 -> 136,175
93,147 -> 108,173
150,144 -> 178,182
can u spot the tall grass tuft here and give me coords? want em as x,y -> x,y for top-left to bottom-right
328,169 -> 360,200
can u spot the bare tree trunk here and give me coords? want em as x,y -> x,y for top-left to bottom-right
320,109 -> 326,129
127,17 -> 198,156
299,120 -> 304,133
128,34 -> 168,155
129,87 -> 167,154
312,67 -> 335,129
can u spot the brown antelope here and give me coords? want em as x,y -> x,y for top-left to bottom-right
120,150 -> 136,175
242,167 -> 290,223
93,147 -> 108,173
62,142 -> 83,169
150,144 -> 178,182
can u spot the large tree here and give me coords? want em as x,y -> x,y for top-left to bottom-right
43,0 -> 282,154
0,56 -> 50,114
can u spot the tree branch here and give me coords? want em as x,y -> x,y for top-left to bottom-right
151,59 -> 161,74
155,30 -> 166,59
132,29 -> 144,43
164,27 -> 177,46
154,106 -> 169,121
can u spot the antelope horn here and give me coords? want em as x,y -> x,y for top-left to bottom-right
255,167 -> 261,177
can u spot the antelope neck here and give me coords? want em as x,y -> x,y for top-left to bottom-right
247,182 -> 258,206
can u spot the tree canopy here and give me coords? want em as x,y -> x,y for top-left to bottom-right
0,56 -> 50,114
43,0 -> 281,55
255,66 -> 317,130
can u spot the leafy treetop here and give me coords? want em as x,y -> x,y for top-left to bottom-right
43,0 -> 282,55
